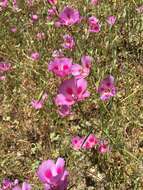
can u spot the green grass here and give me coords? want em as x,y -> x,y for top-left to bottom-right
0,0 -> 143,189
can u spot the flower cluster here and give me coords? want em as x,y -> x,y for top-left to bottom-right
71,134 -> 110,153
0,60 -> 11,81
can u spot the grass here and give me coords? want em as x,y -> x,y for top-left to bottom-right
0,0 -> 143,189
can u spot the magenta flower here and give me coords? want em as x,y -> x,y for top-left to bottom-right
57,7 -> 81,26
0,179 -> 13,190
107,16 -> 116,26
30,52 -> 40,61
88,16 -> 101,33
98,140 -> 110,154
47,0 -> 57,5
31,14 -> 39,22
47,6 -> 57,20
55,78 -> 90,106
48,57 -> 72,77
58,105 -> 72,117
71,55 -> 92,78
71,134 -> 98,150
12,182 -> 31,190
62,34 -> 75,50
97,75 -> 116,101
31,93 -> 48,110
0,61 -> 11,73
37,157 -> 69,190
0,0 -> 8,8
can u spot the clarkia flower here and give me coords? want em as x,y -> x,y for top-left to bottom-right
36,32 -> 45,40
71,134 -> 98,150
37,157 -> 69,190
71,55 -> 92,78
31,93 -> 48,110
136,5 -> 143,13
47,0 -> 57,5
107,16 -> 116,26
58,105 -> 72,117
98,140 -> 110,154
88,16 -> 101,33
31,52 -> 40,61
55,78 -> 90,106
56,7 -> 81,26
0,61 -> 11,81
31,14 -> 39,22
90,0 -> 99,5
62,34 -> 75,50
12,182 -> 31,190
0,0 -> 8,8
47,6 -> 57,20
10,27 -> 17,33
97,75 -> 116,101
48,57 -> 72,77
0,179 -> 13,190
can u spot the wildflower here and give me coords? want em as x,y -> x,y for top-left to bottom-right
90,0 -> 99,5
52,49 -> 64,58
27,0 -> 33,7
88,16 -> 101,33
0,61 -> 11,72
0,179 -> 13,190
136,5 -> 143,13
36,32 -> 45,40
56,7 -> 81,26
48,57 -> 72,77
12,182 -> 31,190
55,78 -> 90,106
97,75 -> 116,101
31,14 -> 39,22
30,52 -> 40,61
58,105 -> 72,117
0,0 -> 8,8
71,134 -> 98,150
10,27 -> 17,33
31,93 -> 48,110
37,157 -> 69,190
47,0 -> 57,5
71,55 -> 92,78
62,34 -> 75,50
107,16 -> 116,26
98,140 -> 110,154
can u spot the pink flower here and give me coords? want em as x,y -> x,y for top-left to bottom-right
83,134 -> 98,149
90,0 -> 99,5
136,5 -> 143,13
0,179 -> 13,190
107,16 -> 116,26
12,182 -> 31,190
55,78 -> 90,106
36,32 -> 45,40
88,16 -> 101,33
62,34 -> 75,50
52,49 -> 64,58
27,0 -> 33,7
30,52 -> 40,61
47,6 -> 57,20
0,61 -> 11,73
48,57 -> 72,77
71,136 -> 83,150
71,134 -> 98,150
10,27 -> 17,33
71,55 -> 92,78
0,0 -> 8,8
31,14 -> 39,22
58,105 -> 72,117
37,157 -> 69,190
47,0 -> 57,5
98,140 -> 110,154
56,7 -> 81,26
31,93 -> 48,110
97,75 -> 116,101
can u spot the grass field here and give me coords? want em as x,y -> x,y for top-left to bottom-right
0,0 -> 143,189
